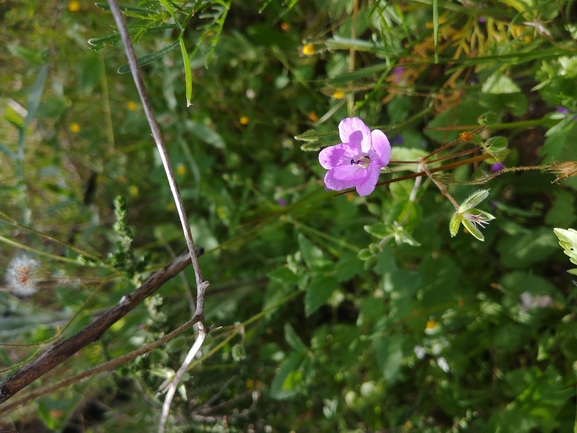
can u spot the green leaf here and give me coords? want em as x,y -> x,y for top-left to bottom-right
298,234 -> 331,270
79,54 -> 102,93
184,120 -> 226,149
269,351 -> 306,400
0,142 -> 17,160
497,228 -> 558,269
357,248 -> 372,261
268,267 -> 300,285
373,336 -> 403,383
478,111 -> 499,125
482,72 -> 521,94
283,323 -> 307,352
545,191 -> 576,227
335,253 -> 364,282
94,2 -> 150,12
374,245 -> 397,275
159,0 -> 183,30
179,37 -> 193,107
117,40 -> 180,74
304,275 -> 338,317
364,222 -> 390,239
554,228 -> 577,266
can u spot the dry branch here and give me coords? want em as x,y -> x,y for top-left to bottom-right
0,250 -> 198,405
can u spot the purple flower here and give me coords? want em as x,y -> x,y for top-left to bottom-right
319,117 -> 391,196
557,107 -> 569,114
491,163 -> 504,172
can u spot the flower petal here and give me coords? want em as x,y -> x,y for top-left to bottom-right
338,117 -> 371,153
462,218 -> 485,241
355,161 -> 381,196
319,143 -> 357,169
324,165 -> 366,191
370,129 -> 391,166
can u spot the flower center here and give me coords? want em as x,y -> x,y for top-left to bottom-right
350,155 -> 370,168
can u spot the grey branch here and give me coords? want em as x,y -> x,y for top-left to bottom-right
0,250 -> 197,405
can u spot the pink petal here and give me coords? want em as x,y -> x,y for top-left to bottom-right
324,165 -> 367,191
338,117 -> 371,153
319,143 -> 357,169
371,129 -> 391,166
355,162 -> 381,196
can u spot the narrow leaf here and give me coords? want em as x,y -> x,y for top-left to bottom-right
179,37 -> 193,107
117,40 -> 180,74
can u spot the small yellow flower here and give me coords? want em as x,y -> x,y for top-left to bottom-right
302,44 -> 315,56
69,122 -> 81,133
332,90 -> 345,99
167,202 -> 175,212
239,116 -> 250,125
128,185 -> 139,197
458,131 -> 474,142
68,0 -> 81,12
280,22 -> 290,31
126,101 -> 138,111
426,319 -> 437,329
307,111 -> 319,122
176,164 -> 187,175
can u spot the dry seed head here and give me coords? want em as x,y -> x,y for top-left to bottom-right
550,161 -> 577,183
6,255 -> 40,296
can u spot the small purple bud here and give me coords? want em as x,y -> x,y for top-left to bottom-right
277,199 -> 287,206
557,107 -> 569,114
491,163 -> 504,172
478,17 -> 486,23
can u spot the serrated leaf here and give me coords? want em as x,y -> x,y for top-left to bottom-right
482,72 -> 521,94
305,275 -> 338,317
298,234 -> 330,270
478,111 -> 499,125
364,222 -> 390,239
117,40 -> 180,74
268,267 -> 300,285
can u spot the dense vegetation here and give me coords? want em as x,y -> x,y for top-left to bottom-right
2,0 -> 577,431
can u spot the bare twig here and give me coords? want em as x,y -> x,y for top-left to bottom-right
0,250 -> 196,404
159,321 -> 209,432
0,315 -> 200,417
105,2 -> 212,431
106,0 -> 209,316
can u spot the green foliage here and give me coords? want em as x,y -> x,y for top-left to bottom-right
2,0 -> 577,432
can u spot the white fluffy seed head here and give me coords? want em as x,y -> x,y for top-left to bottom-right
6,255 -> 40,296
